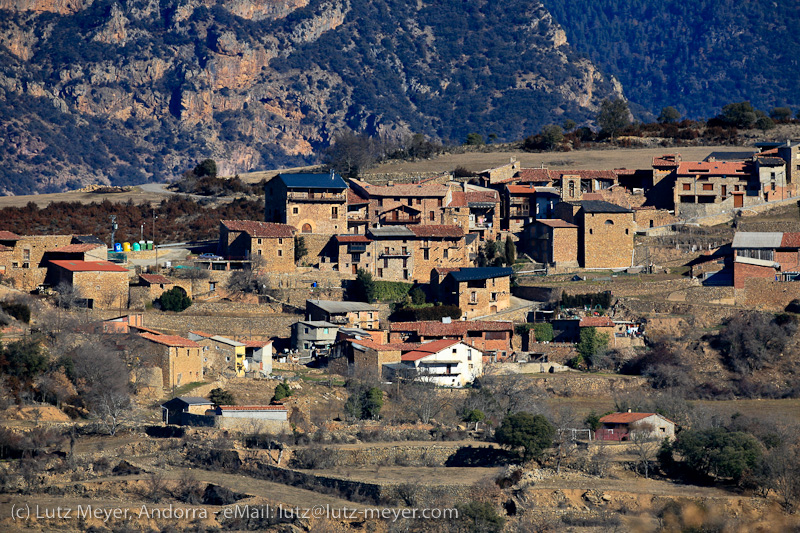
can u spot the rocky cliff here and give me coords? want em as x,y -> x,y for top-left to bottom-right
0,0 -> 622,194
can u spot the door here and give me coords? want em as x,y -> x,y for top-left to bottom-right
733,193 -> 743,208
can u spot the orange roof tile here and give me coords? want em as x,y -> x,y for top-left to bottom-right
579,317 -> 614,328
0,231 -> 21,240
335,235 -> 371,243
780,233 -> 800,248
401,339 -> 463,361
600,412 -> 674,425
390,320 -> 513,336
448,191 -> 467,207
140,332 -> 200,348
350,179 -> 449,197
49,260 -> 128,272
218,405 -> 287,411
537,219 -> 578,229
50,243 -> 103,253
506,185 -> 539,195
347,189 -> 370,204
676,161 -> 749,176
465,190 -> 499,203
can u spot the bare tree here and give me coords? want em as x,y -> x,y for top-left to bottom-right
479,370 -> 548,420
54,282 -> 83,309
399,380 -> 450,424
91,390 -> 131,436
630,422 -> 659,478
550,405 -> 580,474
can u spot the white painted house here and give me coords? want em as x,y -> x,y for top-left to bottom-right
397,339 -> 483,388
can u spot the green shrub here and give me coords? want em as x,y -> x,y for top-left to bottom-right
209,388 -> 235,406
158,287 -> 191,312
495,412 -> 555,461
272,382 -> 292,402
1,301 -> 30,323
373,280 -> 414,302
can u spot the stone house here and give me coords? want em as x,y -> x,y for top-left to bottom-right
576,200 -> 634,269
437,267 -> 512,319
408,225 -> 469,280
214,405 -> 288,421
161,396 -> 215,425
47,242 -> 108,262
732,231 -> 800,289
188,331 -> 246,377
264,172 -> 348,235
596,412 -> 676,442
0,232 -> 71,290
306,299 -> 380,330
388,319 -> 514,360
346,189 -> 371,235
322,234 -> 374,275
366,226 -> 415,282
138,333 -> 203,389
525,219 -> 579,268
290,320 -> 339,359
389,339 -> 483,388
46,260 -> 130,309
219,220 -> 296,272
463,186 -> 502,241
138,273 -> 180,301
328,337 -> 408,378
349,178 -> 452,228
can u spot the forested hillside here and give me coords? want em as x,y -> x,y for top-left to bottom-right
541,0 -> 800,119
0,0 -> 621,194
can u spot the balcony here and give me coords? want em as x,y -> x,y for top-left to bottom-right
380,249 -> 411,257
287,191 -> 346,203
348,244 -> 368,253
382,215 -> 421,225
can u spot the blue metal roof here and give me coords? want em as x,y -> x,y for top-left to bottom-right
278,172 -> 347,190
449,267 -> 513,282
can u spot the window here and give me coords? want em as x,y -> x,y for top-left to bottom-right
257,238 -> 262,245
293,207 -> 299,214
589,228 -> 593,234
568,181 -> 575,197
352,253 -> 361,263
384,258 -> 388,268
378,268 -> 383,277
491,292 -> 498,301
467,351 -> 472,361
682,183 -> 691,191
304,327 -> 309,334
437,198 -> 443,207
444,248 -> 449,259
323,328 -> 329,334
486,331 -> 506,340
605,219 -> 614,225
22,249 -> 30,261
470,291 -> 477,303
430,211 -> 435,221
625,229 -> 629,234
378,198 -> 383,206
403,269 -> 409,280
304,342 -> 309,349
416,198 -> 421,205
702,183 -> 713,191
452,348 -> 457,354
209,282 -> 216,292
402,246 -> 407,254
332,206 -> 339,219
384,247 -> 389,254
278,238 -> 283,245
423,249 -> 429,260
276,249 -> 281,256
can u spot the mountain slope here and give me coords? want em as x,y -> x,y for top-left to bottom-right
541,0 -> 800,119
0,0 -> 622,194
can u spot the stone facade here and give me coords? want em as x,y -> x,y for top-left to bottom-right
46,261 -> 131,309
578,203 -> 634,269
737,277 -> 800,310
441,270 -> 512,319
632,207 -> 678,230
388,320 -> 514,358
525,219 -> 579,266
265,173 -> 348,235
139,334 -> 204,389
349,178 -> 452,228
219,220 -> 296,273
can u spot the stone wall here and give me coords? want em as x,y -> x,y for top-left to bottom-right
360,171 -> 452,185
738,278 -> 800,311
527,372 -> 648,398
73,270 -> 130,309
142,312 -> 300,340
581,211 -> 635,269
297,233 -> 333,266
511,285 -> 561,302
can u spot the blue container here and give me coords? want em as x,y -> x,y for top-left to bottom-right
114,243 -> 122,252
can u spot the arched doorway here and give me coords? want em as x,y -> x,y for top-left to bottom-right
302,223 -> 312,233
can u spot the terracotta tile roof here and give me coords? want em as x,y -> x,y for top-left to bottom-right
49,260 -> 128,272
221,220 -> 296,238
189,330 -> 214,338
140,332 -> 200,348
349,338 -> 417,351
140,274 -> 172,285
599,412 -> 672,424
780,233 -> 800,248
509,169 -> 551,183
347,189 -> 370,204
581,193 -> 604,201
350,179 -> 448,197
579,317 -> 615,328
408,225 -> 463,238
401,339 -> 463,361
465,190 -> 498,203
335,235 -> 371,243
218,405 -> 287,411
448,192 -> 467,207
676,161 -> 749,177
0,244 -> 12,252
0,231 -> 21,240
757,148 -> 779,157
243,340 -> 272,348
506,185 -> 539,195
390,320 -> 513,336
537,219 -> 578,229
652,154 -> 681,168
50,243 -> 103,253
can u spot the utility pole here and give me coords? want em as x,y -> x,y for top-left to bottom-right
152,209 -> 158,272
110,215 -> 118,250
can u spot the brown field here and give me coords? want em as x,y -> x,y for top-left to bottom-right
0,187 -> 171,209
307,466 -> 501,485
367,145 -> 736,174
